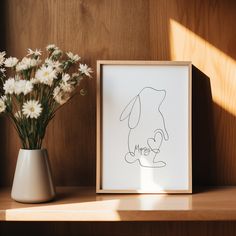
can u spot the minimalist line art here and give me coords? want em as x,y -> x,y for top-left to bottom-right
120,87 -> 169,168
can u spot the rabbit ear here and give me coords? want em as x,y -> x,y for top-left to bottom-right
128,95 -> 141,129
120,95 -> 137,121
120,95 -> 141,129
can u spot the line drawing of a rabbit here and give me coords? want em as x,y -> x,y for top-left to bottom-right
120,87 -> 169,168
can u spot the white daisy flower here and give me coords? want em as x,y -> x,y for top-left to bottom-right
14,80 -> 25,95
61,84 -> 73,93
53,87 -> 70,105
78,64 -> 93,77
24,81 -> 33,95
16,57 -> 32,71
54,92 -> 70,105
53,86 -> 61,98
22,100 -> 42,119
16,57 -> 40,71
52,49 -> 62,57
61,83 -> 74,93
0,99 -> 6,113
35,65 -> 57,86
4,57 -> 19,67
45,58 -> 53,65
14,110 -> 22,119
27,48 -> 42,57
16,61 -> 28,71
45,58 -> 62,72
0,95 -> 7,102
30,58 -> 41,67
0,68 -> 6,73
46,44 -> 58,51
30,77 -> 40,84
62,73 -> 70,83
60,73 -> 73,92
66,52 -> 80,62
0,51 -> 6,66
14,80 -> 33,95
3,78 -> 15,94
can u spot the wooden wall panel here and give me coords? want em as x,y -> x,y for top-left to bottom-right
0,0 -> 151,186
0,0 -> 236,187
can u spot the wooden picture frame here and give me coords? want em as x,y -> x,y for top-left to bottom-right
97,61 -> 192,193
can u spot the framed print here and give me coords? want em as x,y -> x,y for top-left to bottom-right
96,61 -> 192,193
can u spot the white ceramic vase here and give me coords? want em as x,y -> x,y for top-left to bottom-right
11,149 -> 56,203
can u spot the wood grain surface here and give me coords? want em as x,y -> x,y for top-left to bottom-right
0,1 -> 236,235
0,0 -> 236,189
1,187 -> 236,235
2,186 -> 236,222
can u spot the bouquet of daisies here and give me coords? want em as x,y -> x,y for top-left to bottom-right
0,44 -> 92,149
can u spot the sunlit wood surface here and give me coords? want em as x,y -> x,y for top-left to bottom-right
0,186 -> 236,221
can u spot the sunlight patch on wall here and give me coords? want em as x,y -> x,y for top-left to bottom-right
169,19 -> 236,116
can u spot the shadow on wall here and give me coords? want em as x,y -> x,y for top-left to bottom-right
192,66 -> 215,187
192,65 -> 236,186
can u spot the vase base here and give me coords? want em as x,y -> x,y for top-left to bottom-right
11,194 -> 56,204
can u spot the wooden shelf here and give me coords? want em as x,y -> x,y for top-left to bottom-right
0,186 -> 236,221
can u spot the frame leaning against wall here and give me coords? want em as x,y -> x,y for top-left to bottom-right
96,60 -> 192,194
